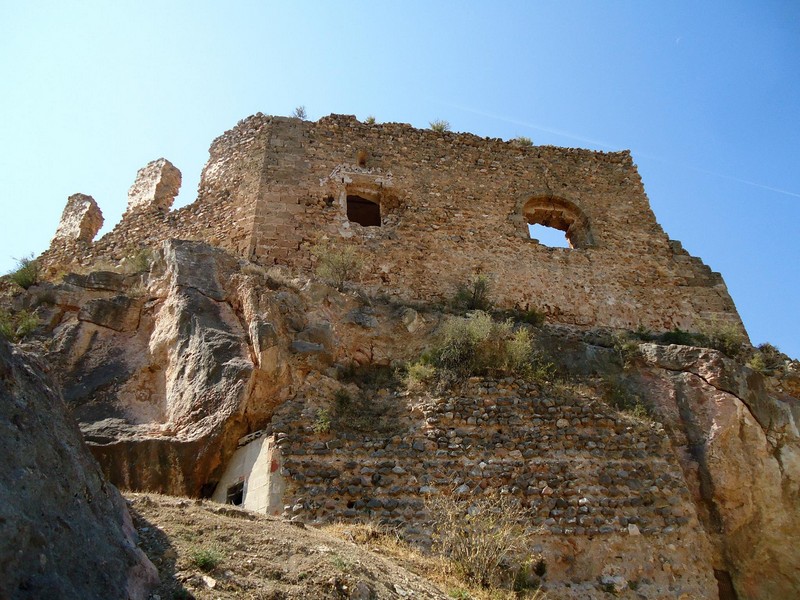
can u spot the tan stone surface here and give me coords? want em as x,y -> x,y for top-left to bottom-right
41,114 -> 744,337
126,158 -> 181,212
52,193 -> 103,243
639,343 -> 800,600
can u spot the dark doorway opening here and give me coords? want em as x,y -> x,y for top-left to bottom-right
347,195 -> 381,227
226,482 -> 244,506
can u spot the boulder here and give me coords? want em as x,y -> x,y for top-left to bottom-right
0,338 -> 158,600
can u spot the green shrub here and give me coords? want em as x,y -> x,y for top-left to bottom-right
657,327 -> 703,347
190,547 -> 222,572
14,311 -> 40,339
364,115 -> 376,125
512,135 -> 533,147
406,311 -> 555,387
700,319 -> 747,359
311,241 -> 363,290
748,343 -> 785,375
0,309 -> 40,342
128,248 -> 154,273
452,274 -> 493,312
429,119 -> 451,133
517,307 -> 545,327
612,332 -> 640,369
333,388 -> 352,410
0,311 -> 13,340
434,312 -> 503,375
8,255 -> 39,289
313,408 -> 331,434
405,361 -> 436,389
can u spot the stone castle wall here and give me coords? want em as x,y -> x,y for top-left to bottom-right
268,377 -> 696,541
43,113 -> 744,335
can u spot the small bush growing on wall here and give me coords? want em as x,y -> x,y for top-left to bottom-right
313,409 -> 331,434
748,343 -> 785,375
612,331 -> 641,369
405,361 -> 436,389
700,319 -> 747,360
512,136 -> 533,147
407,312 -> 555,386
452,274 -> 493,312
429,119 -> 451,133
311,241 -> 363,290
0,309 -> 40,342
292,105 -> 307,120
127,247 -> 155,273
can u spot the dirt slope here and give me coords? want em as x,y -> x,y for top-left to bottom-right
128,493 -> 448,600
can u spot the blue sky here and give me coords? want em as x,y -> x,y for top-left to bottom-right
1,1 -> 798,357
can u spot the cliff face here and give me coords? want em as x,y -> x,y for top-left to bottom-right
0,338 -> 158,600
637,344 -> 800,599
10,239 -> 797,599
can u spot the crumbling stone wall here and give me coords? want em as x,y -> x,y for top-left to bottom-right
42,113 -> 744,335
269,377 -> 696,541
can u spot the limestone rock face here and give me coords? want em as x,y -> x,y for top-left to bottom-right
637,343 -> 800,600
126,158 -> 181,212
37,240 -> 437,496
0,338 -> 158,600
52,193 -> 103,243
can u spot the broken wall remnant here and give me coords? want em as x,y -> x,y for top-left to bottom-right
126,158 -> 182,212
52,193 -> 103,244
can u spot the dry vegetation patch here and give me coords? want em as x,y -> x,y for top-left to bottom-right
127,493 -> 449,600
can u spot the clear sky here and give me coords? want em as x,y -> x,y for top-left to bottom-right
1,1 -> 798,357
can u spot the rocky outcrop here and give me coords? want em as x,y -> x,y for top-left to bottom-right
0,338 -> 158,600
636,344 -> 800,600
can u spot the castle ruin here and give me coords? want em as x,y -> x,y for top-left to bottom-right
45,113 -> 745,336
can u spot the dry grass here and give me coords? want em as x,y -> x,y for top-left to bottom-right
128,493 -> 450,599
322,521 -> 546,600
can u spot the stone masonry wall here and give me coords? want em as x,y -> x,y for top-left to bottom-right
270,377 -> 697,542
43,113 -> 744,335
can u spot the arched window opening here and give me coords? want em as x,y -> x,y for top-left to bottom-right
528,223 -> 571,248
523,196 -> 592,249
347,195 -> 381,227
